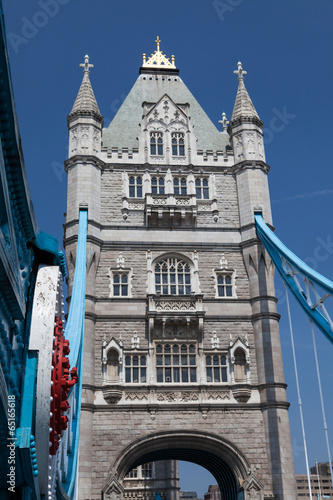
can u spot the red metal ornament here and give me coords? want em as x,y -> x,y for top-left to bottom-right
49,316 -> 78,455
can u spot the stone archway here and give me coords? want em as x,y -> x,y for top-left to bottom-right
103,430 -> 259,500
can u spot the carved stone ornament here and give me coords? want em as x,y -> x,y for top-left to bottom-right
155,300 -> 196,312
242,471 -> 264,500
102,475 -> 125,500
102,385 -> 123,404
157,391 -> 199,402
125,392 -> 148,401
153,321 -> 197,339
207,391 -> 230,401
231,385 -> 251,403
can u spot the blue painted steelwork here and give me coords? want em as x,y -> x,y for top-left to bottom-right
60,208 -> 87,499
255,213 -> 333,344
35,230 -> 66,277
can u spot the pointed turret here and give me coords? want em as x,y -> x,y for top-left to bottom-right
230,62 -> 260,123
68,54 -> 103,121
67,55 -> 103,158
229,62 -> 272,229
65,55 -> 103,224
228,62 -> 265,163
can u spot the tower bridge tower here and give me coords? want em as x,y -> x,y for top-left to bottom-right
64,41 -> 297,500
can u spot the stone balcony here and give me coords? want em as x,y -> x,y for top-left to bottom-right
122,193 -> 218,226
147,293 -> 205,339
145,194 -> 218,226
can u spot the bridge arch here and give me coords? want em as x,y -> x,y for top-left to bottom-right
110,430 -> 252,499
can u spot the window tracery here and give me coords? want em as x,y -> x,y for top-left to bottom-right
217,274 -> 233,297
195,177 -> 209,199
150,132 -> 164,156
171,132 -> 185,156
155,257 -> 191,295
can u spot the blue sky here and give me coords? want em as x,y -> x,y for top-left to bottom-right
3,0 -> 333,495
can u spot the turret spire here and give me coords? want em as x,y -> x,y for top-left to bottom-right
68,54 -> 102,120
230,61 -> 261,123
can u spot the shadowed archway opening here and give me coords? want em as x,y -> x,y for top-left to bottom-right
114,431 -> 250,500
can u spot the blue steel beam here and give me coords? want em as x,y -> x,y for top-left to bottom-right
60,208 -> 88,499
255,213 -> 333,345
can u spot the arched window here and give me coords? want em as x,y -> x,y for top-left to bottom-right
195,178 -> 209,199
217,274 -> 233,297
234,348 -> 246,382
171,132 -> 185,156
155,257 -> 191,295
150,132 -> 164,156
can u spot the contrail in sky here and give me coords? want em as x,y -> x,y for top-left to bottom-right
272,189 -> 333,203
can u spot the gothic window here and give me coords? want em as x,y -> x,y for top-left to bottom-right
111,272 -> 129,296
173,177 -> 187,195
216,273 -> 233,297
195,178 -> 209,199
156,343 -> 197,383
155,257 -> 191,295
125,355 -> 147,383
150,132 -> 164,156
234,348 -> 246,382
151,176 -> 165,194
171,132 -> 185,156
129,175 -> 143,197
206,355 -> 228,382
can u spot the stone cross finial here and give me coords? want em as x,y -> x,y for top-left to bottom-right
80,54 -> 94,74
233,61 -> 247,82
155,36 -> 161,52
218,112 -> 229,132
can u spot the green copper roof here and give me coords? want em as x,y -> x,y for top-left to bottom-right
102,74 -> 230,153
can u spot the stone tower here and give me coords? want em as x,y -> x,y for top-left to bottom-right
64,41 -> 297,500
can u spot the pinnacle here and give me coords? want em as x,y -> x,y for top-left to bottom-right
230,79 -> 260,122
230,62 -> 260,123
68,55 -> 102,119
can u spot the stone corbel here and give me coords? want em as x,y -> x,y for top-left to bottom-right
242,471 -> 264,500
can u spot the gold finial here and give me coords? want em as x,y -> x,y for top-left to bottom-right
143,53 -> 146,64
142,37 -> 176,69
